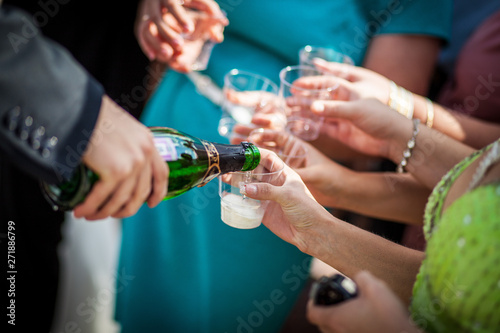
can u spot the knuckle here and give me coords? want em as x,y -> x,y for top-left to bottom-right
121,203 -> 140,217
92,208 -> 110,220
142,185 -> 153,201
131,153 -> 147,169
112,164 -> 132,179
258,184 -> 272,197
141,137 -> 155,156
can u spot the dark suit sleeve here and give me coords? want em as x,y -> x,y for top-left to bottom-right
0,6 -> 104,184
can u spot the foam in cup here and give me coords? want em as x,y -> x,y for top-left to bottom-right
220,193 -> 264,229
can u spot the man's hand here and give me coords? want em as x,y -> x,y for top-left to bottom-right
73,95 -> 168,220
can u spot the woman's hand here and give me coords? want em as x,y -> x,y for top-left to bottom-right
241,149 -> 335,252
135,0 -> 228,71
307,271 -> 421,333
288,58 -> 391,105
294,143 -> 356,209
311,98 -> 412,162
232,129 -> 355,209
227,92 -> 286,142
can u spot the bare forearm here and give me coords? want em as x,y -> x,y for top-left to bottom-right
388,121 -> 476,190
339,172 -> 430,225
311,134 -> 368,163
300,216 -> 424,305
412,95 -> 500,149
303,159 -> 430,225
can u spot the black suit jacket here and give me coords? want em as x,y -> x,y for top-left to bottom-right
0,5 -> 104,184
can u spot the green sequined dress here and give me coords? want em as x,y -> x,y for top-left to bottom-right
411,139 -> 500,332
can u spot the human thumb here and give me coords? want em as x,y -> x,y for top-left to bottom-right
352,270 -> 384,297
240,182 -> 278,202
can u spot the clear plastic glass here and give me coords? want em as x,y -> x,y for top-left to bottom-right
299,45 -> 354,78
279,65 -> 338,141
248,128 -> 308,169
218,69 -> 280,139
218,153 -> 284,229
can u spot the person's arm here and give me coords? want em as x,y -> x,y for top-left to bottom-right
298,163 -> 430,225
135,0 -> 227,71
0,6 -> 102,184
411,95 -> 500,149
312,33 -> 444,160
312,98 -> 476,190
74,95 -> 169,220
309,61 -> 500,149
242,149 -> 424,304
0,6 -> 169,219
388,117 -> 476,190
298,203 -> 424,304
274,134 -> 430,224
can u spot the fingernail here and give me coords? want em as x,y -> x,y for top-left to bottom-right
312,101 -> 324,113
171,38 -> 183,48
241,184 -> 257,196
183,22 -> 194,33
312,58 -> 327,65
161,48 -> 170,56
217,17 -> 229,25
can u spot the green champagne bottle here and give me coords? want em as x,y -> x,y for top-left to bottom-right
41,127 -> 261,211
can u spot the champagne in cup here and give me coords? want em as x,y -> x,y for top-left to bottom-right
218,150 -> 284,229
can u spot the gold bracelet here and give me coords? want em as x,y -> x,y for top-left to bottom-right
388,81 -> 402,114
425,98 -> 434,128
388,81 -> 414,119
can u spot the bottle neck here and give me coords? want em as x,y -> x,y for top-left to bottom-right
215,142 -> 260,173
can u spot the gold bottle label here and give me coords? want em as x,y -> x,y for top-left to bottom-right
197,141 -> 221,187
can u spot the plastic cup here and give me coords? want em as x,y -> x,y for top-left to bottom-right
279,65 -> 338,141
186,38 -> 216,71
180,8 -> 226,71
299,45 -> 354,78
248,128 -> 308,169
218,69 -> 279,139
218,155 -> 284,229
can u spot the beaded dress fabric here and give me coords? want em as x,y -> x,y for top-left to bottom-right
411,139 -> 500,332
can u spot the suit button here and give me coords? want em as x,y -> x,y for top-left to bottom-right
3,106 -> 21,131
29,126 -> 45,150
41,136 -> 58,158
20,116 -> 34,140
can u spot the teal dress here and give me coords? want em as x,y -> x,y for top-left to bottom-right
115,1 -> 452,332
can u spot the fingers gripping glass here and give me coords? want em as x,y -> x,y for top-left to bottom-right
218,69 -> 280,139
218,150 -> 284,229
299,45 -> 355,79
279,65 -> 338,141
248,128 -> 308,169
